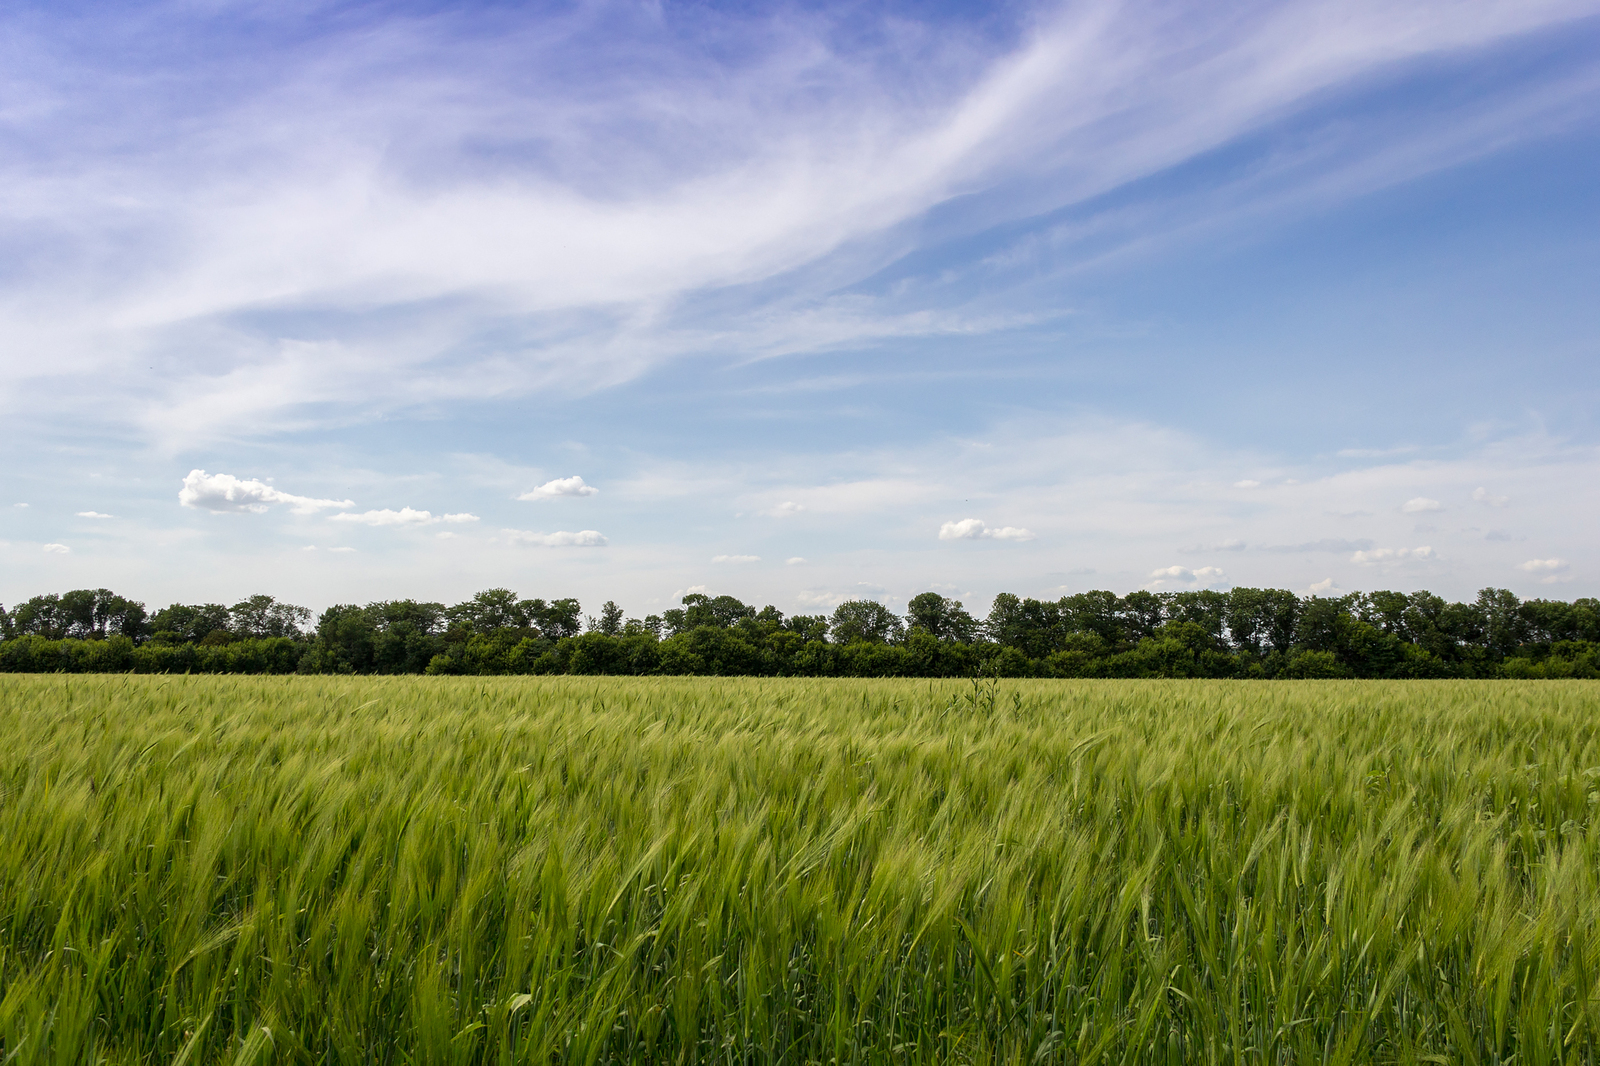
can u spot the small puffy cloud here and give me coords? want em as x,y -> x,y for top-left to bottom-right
42,543 -> 70,553
13,502 -> 27,508
786,556 -> 807,565
179,470 -> 354,515
764,501 -> 805,517
76,511 -> 114,519
938,518 -> 1036,542
1351,546 -> 1435,564
1150,565 -> 1224,583
1306,578 -> 1342,595
1517,558 -> 1568,573
1473,487 -> 1509,507
1401,497 -> 1441,513
673,585 -> 712,598
506,529 -> 608,547
329,546 -> 357,553
517,476 -> 598,500
712,554 -> 761,563
1232,479 -> 1261,489
330,508 -> 479,526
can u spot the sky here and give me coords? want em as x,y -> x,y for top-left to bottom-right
2,0 -> 1598,619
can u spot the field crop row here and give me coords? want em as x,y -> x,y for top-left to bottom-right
2,677 -> 1599,1063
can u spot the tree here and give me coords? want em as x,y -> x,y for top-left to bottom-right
782,614 -> 829,641
593,601 -> 625,636
830,599 -> 903,645
15,589 -> 148,641
906,592 -> 978,643
1119,591 -> 1165,644
367,600 -> 446,635
150,603 -> 232,644
1224,588 -> 1300,657
316,604 -> 375,672
1059,591 -> 1123,647
1474,587 -> 1530,658
448,589 -> 529,633
1165,591 -> 1227,646
985,594 -> 1060,657
663,594 -> 755,636
229,594 -> 311,639
1295,594 -> 1356,654
528,597 -> 583,640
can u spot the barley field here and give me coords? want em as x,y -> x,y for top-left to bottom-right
2,676 -> 1599,1064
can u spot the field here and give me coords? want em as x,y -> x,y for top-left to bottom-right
3,678 -> 1600,1064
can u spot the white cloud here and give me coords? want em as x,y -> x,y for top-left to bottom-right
1401,497 -> 1442,513
76,511 -> 114,518
711,554 -> 761,563
330,508 -> 479,526
42,543 -> 70,553
1473,487 -> 1509,507
6,0 -> 1586,447
939,518 -> 1036,542
1233,480 -> 1261,489
1351,546 -> 1436,564
329,546 -> 357,553
786,557 -> 807,565
1306,577 -> 1342,596
1517,558 -> 1568,573
13,503 -> 27,508
765,501 -> 806,517
506,529 -> 608,548
517,476 -> 599,500
1150,565 -> 1224,585
179,470 -> 354,515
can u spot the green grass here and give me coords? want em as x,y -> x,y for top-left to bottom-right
2,676 -> 1599,1064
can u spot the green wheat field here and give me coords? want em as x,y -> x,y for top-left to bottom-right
4,677 -> 1600,1064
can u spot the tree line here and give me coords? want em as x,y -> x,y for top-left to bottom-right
1,585 -> 1597,678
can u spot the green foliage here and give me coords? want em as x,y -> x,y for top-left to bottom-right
906,592 -> 979,642
830,598 -> 904,645
5,587 -> 1600,679
2,676 -> 1600,1063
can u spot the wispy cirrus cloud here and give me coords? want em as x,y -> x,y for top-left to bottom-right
4,0 -> 1596,443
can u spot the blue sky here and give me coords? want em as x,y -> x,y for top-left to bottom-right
2,0 -> 1598,617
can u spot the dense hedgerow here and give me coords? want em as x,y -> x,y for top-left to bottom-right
2,675 -> 1600,1063
2,585 -> 1598,677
